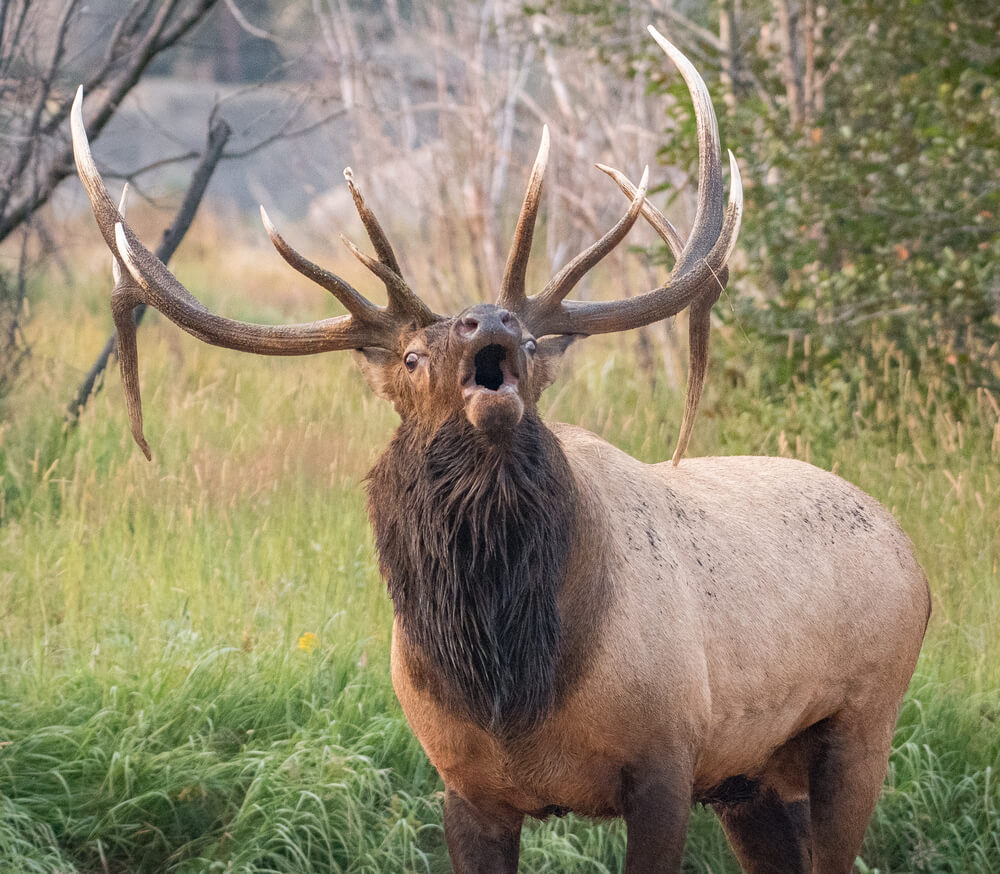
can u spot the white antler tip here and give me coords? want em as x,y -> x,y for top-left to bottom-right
343,167 -> 355,184
647,24 -> 673,51
533,126 -> 550,170
727,151 -> 743,201
70,85 -> 87,143
259,204 -> 276,234
117,183 -> 130,215
646,25 -> 673,53
727,149 -> 741,178
114,223 -> 135,267
647,24 -> 694,78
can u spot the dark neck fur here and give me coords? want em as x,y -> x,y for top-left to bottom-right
367,414 -> 577,737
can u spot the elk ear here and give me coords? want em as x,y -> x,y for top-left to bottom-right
534,334 -> 582,392
352,347 -> 399,401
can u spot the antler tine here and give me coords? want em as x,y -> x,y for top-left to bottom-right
259,206 -> 376,320
72,85 -> 417,459
111,183 -> 129,285
593,152 -> 743,464
668,154 -> 742,469
71,86 -> 129,254
498,125 -> 549,310
532,166 -> 649,314
343,167 -> 402,274
715,149 -> 744,267
595,163 -> 684,260
107,181 -> 152,459
339,234 -> 420,315
671,296 -> 714,466
343,168 -> 436,326
647,25 -> 723,266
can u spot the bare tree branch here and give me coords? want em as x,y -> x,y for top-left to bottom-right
802,0 -> 816,121
221,0 -> 272,41
0,0 -> 80,219
0,0 -> 219,245
106,150 -> 203,181
221,105 -> 348,159
775,0 -> 805,126
660,4 -> 726,53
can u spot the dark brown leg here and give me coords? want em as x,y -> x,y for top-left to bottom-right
808,713 -> 895,874
622,767 -> 692,873
716,792 -> 812,874
443,788 -> 522,874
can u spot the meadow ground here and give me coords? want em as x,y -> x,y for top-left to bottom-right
1,228 -> 998,872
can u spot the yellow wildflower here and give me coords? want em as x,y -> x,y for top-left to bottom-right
297,632 -> 319,653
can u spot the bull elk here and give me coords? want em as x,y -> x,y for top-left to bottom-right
72,26 -> 929,874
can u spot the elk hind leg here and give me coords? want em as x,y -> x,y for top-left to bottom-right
714,728 -> 816,873
716,790 -> 812,874
808,710 -> 897,874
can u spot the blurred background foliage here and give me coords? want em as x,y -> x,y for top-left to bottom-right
543,0 -> 1000,437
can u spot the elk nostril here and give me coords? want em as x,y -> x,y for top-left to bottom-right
499,310 -> 512,326
460,316 -> 479,334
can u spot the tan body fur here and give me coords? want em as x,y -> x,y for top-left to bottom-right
394,425 -> 929,838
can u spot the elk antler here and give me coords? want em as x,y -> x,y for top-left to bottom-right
503,26 -> 743,465
497,125 -> 549,311
71,86 -> 437,459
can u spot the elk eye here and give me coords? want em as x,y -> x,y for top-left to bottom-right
524,339 -> 537,355
404,352 -> 420,372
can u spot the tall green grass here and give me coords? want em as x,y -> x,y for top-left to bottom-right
1,241 -> 998,872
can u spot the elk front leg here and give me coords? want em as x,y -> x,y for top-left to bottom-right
443,788 -> 523,874
622,766 -> 692,873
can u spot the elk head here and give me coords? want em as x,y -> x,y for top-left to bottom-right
71,26 -> 741,461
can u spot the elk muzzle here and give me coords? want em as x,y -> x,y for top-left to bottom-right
455,305 -> 525,435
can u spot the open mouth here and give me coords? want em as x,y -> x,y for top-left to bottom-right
461,342 -> 524,433
463,343 -> 519,395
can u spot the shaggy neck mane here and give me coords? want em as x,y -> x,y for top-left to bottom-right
367,414 -> 577,737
